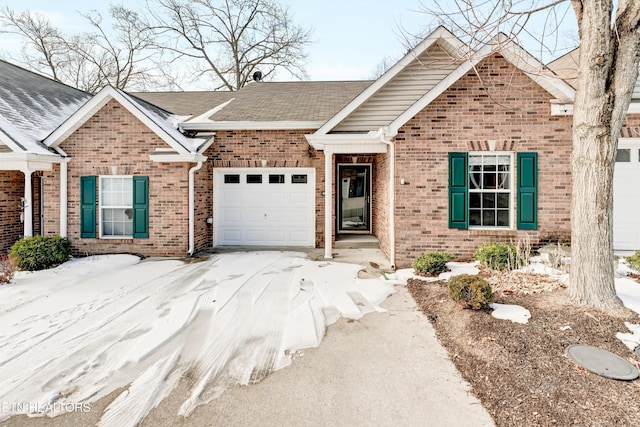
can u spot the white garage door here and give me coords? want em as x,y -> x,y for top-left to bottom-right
614,141 -> 640,250
214,168 -> 315,247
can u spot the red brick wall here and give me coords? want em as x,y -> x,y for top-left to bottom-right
42,99 -> 192,257
373,152 -> 391,260
202,129 -> 327,247
0,171 -> 24,254
393,53 -> 574,267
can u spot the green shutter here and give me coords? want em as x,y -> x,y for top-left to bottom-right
80,176 -> 96,238
132,176 -> 149,238
448,152 -> 468,229
517,152 -> 538,230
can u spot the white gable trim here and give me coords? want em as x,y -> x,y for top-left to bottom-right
387,38 -> 577,134
315,26 -> 466,136
0,128 -> 25,153
44,86 -> 191,154
496,34 -> 575,103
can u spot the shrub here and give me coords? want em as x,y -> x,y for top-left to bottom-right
0,255 -> 16,284
412,251 -> 452,276
448,274 -> 494,310
9,236 -> 71,271
474,242 -> 519,271
627,252 -> 640,271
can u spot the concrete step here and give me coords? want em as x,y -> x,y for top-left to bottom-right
335,235 -> 380,249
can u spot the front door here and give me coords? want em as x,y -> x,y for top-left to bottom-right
338,164 -> 371,233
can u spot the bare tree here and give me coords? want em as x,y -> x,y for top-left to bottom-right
0,6 -> 162,92
143,0 -> 312,90
420,0 -> 640,309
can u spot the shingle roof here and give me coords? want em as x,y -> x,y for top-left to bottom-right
206,81 -> 373,122
0,60 -> 91,154
130,91 -> 235,118
133,81 -> 372,123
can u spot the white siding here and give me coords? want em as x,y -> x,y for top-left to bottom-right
333,44 -> 461,133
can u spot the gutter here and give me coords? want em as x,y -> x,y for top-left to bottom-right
188,160 -> 204,256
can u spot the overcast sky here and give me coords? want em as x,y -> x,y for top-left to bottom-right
0,0 -> 578,84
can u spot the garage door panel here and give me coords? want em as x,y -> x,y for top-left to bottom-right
214,168 -> 315,247
614,142 -> 640,251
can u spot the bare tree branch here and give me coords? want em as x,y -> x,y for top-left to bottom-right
143,0 -> 312,90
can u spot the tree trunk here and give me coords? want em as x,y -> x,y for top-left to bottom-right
569,0 -> 640,309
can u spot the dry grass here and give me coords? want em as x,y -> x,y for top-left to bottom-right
408,276 -> 640,427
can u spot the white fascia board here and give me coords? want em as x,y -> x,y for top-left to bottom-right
0,152 -> 62,170
496,35 -> 576,102
180,121 -> 324,131
196,135 -> 216,154
0,128 -> 25,153
551,103 -> 574,116
149,153 -> 207,163
305,132 -> 387,153
45,86 -> 191,155
315,26 -> 466,136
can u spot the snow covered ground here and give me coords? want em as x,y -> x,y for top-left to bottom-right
0,252 -> 394,426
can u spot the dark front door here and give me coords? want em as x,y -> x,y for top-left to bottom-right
338,164 -> 371,232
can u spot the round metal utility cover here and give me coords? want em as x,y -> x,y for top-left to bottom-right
566,344 -> 639,381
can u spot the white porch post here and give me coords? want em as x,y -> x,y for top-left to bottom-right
324,149 -> 333,259
60,159 -> 69,237
22,169 -> 33,237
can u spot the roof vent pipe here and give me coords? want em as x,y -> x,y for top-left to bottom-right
253,70 -> 263,82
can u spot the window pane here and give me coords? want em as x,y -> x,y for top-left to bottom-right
483,173 -> 497,189
497,155 -> 510,166
498,172 -> 510,189
104,221 -> 113,235
497,193 -> 510,208
469,193 -> 481,209
482,193 -> 495,208
224,174 -> 240,184
247,174 -> 262,184
103,209 -> 113,221
469,171 -> 482,189
469,210 -> 481,226
269,174 -> 285,184
482,210 -> 496,226
292,174 -> 307,184
102,193 -> 113,206
483,155 -> 497,166
114,221 -> 125,235
125,221 -> 133,236
497,210 -> 510,226
616,149 -> 631,162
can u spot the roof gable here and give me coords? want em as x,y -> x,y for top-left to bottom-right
44,86 -> 199,154
315,29 -> 576,137
315,26 -> 467,135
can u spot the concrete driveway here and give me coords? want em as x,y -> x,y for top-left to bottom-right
1,251 -> 493,427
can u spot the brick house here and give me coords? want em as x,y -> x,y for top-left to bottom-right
2,26 -> 640,268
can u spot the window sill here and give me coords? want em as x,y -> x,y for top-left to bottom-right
467,228 -> 517,237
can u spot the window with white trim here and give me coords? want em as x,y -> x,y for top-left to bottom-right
468,153 -> 513,228
99,176 -> 133,237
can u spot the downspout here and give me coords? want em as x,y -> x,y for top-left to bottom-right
380,129 -> 396,270
188,161 -> 204,256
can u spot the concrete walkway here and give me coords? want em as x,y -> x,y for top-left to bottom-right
142,285 -> 494,427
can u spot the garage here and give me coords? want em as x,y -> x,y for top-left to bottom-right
614,140 -> 640,251
214,168 -> 316,246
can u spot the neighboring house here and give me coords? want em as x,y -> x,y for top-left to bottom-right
2,26 -> 640,268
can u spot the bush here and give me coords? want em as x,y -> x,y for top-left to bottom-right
474,242 -> 519,271
448,274 -> 494,310
0,255 -> 16,284
627,252 -> 640,271
9,236 -> 71,271
412,251 -> 452,276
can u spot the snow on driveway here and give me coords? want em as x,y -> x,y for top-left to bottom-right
0,252 -> 394,426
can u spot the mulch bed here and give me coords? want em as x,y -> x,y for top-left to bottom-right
407,276 -> 640,427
